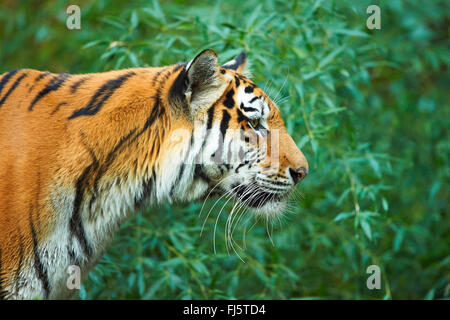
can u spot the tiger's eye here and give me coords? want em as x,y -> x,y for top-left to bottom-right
249,119 -> 260,128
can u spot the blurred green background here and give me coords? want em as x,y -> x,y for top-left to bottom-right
0,0 -> 448,299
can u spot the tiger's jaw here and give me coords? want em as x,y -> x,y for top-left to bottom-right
229,179 -> 292,218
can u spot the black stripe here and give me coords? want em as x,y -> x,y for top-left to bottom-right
154,64 -> 183,110
242,105 -> 258,113
0,69 -> 20,97
160,64 -> 181,83
29,208 -> 50,299
234,162 -> 247,173
212,110 -> 231,163
169,132 -> 194,197
50,102 -> 68,115
194,164 -> 211,184
206,106 -> 215,130
68,72 -> 135,119
249,96 -> 259,103
28,73 -> 71,111
34,72 -> 50,82
244,85 -> 254,93
28,73 -> 50,93
237,108 -> 248,123
223,89 -> 235,108
235,76 -> 240,87
151,66 -> 170,87
241,101 -> 258,113
194,105 -> 215,165
70,164 -> 94,258
91,131 -> 137,196
70,77 -> 89,93
80,132 -> 99,165
71,132 -> 99,256
14,234 -> 24,284
168,64 -> 189,110
0,73 -> 27,108
77,135 -> 101,216
136,176 -> 153,207
67,245 -> 77,265
170,163 -> 185,198
220,110 -> 231,137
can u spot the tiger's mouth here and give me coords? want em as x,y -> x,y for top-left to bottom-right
231,181 -> 291,210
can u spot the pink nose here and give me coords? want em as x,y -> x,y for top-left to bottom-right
289,167 -> 308,184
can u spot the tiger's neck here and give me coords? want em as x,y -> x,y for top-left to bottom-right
73,122 -> 210,278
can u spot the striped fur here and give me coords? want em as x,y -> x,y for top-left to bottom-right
0,50 -> 308,299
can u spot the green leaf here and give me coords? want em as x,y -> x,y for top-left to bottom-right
382,197 -> 389,212
130,11 -> 139,30
147,0 -> 166,24
333,29 -> 370,38
143,278 -> 166,299
138,271 -> 145,296
128,273 -> 136,288
360,220 -> 372,240
319,47 -> 344,69
128,51 -> 140,67
191,261 -> 210,275
101,17 -> 126,30
425,288 -> 435,300
360,211 -> 380,218
334,211 -> 355,222
246,5 -> 262,30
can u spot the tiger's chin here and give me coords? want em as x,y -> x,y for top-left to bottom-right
250,199 -> 287,219
231,184 -> 290,219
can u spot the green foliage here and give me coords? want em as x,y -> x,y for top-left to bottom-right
1,0 -> 448,299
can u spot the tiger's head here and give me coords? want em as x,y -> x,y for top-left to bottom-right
165,49 -> 308,218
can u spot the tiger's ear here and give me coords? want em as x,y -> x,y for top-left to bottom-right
183,49 -> 229,112
186,49 -> 219,88
221,51 -> 248,74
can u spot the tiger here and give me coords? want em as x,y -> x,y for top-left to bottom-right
0,49 -> 308,299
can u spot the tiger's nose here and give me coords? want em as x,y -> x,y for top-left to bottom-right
289,167 -> 308,184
